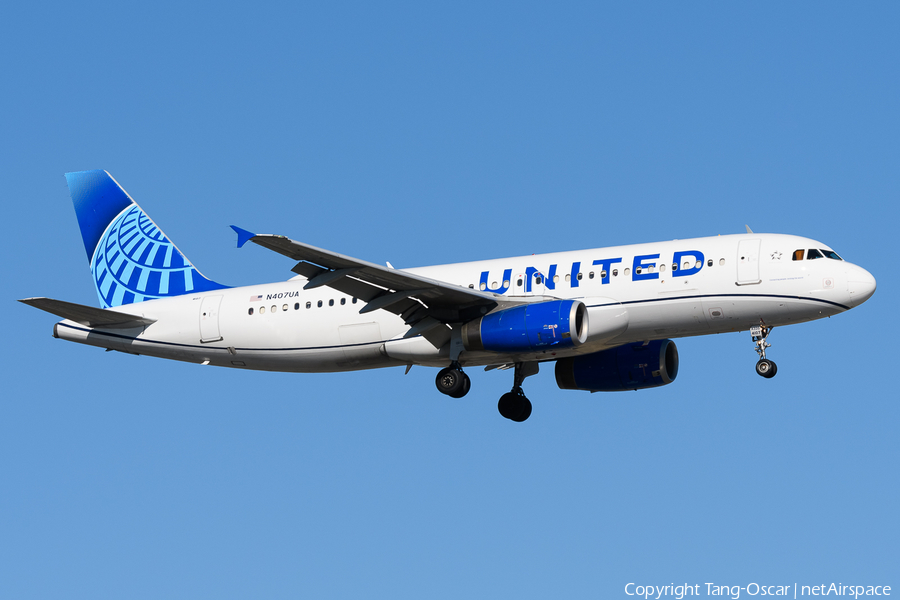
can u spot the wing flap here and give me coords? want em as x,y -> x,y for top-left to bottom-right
19,297 -> 156,329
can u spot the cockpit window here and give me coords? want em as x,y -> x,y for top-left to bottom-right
807,249 -> 824,260
821,249 -> 842,260
792,249 -> 804,261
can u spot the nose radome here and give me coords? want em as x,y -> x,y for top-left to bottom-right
847,267 -> 876,307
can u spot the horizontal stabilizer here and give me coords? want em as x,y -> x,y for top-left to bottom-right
19,297 -> 156,329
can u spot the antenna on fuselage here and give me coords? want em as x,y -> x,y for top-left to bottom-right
745,225 -> 754,234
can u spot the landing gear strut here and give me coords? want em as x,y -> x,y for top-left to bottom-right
751,324 -> 777,379
435,361 -> 471,398
498,362 -> 537,422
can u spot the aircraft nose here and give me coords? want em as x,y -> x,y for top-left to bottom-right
847,266 -> 876,307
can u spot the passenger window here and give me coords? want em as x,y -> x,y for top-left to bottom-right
282,304 -> 288,311
659,264 -> 665,272
576,272 -> 583,280
624,268 -> 630,276
517,279 -> 523,287
792,249 -> 804,261
535,276 -> 542,284
503,279 -> 510,287
588,272 -> 594,279
672,263 -> 678,271
565,274 -> 571,282
271,305 -> 277,312
469,284 -> 474,289
306,302 -> 311,309
248,308 -> 254,316
707,259 -> 713,267
807,249 -> 824,260
719,258 -> 725,266
352,298 -> 357,304
612,269 -> 618,277
260,306 -> 265,314
317,300 -> 323,308
341,298 -> 346,305
601,270 -> 607,278
329,299 -> 334,306
294,303 -> 299,310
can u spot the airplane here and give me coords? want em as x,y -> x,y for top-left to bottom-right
21,170 -> 877,422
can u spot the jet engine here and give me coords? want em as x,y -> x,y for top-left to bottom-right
462,299 -> 588,353
555,339 -> 679,392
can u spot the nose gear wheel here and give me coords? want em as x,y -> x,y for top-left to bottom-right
755,359 -> 777,378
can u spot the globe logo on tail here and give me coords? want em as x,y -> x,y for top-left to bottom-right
92,205 -> 223,308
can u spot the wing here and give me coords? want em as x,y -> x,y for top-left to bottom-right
231,226 -> 499,327
19,297 -> 156,328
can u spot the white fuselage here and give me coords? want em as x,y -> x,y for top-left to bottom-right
53,233 -> 875,372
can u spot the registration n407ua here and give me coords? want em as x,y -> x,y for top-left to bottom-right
22,171 -> 876,421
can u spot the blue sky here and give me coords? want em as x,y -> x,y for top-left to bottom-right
2,2 -> 897,598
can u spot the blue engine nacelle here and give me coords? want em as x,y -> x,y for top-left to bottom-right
462,299 -> 589,353
555,339 -> 679,392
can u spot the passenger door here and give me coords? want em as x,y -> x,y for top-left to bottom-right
199,295 -> 224,343
736,239 -> 761,286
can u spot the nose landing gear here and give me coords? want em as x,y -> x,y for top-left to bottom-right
435,362 -> 471,398
751,324 -> 777,378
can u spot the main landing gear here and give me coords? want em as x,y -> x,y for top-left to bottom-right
435,362 -> 471,398
751,324 -> 777,379
434,361 -> 537,422
497,362 -> 538,422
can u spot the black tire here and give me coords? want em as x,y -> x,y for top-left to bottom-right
755,359 -> 776,378
435,367 -> 464,395
448,372 -> 471,398
510,397 -> 532,422
498,392 -> 520,419
498,391 -> 532,421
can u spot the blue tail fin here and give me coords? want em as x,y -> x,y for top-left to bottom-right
65,170 -> 227,308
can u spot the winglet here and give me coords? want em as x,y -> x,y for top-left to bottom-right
230,225 -> 257,248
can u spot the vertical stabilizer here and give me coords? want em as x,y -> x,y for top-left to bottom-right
65,170 -> 227,308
